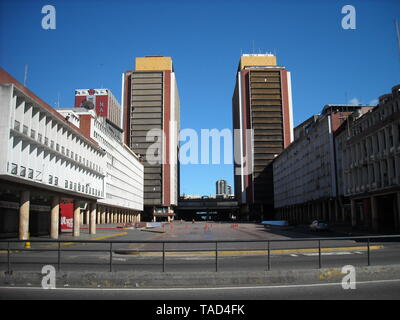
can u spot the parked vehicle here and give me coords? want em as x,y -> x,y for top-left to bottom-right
309,220 -> 329,232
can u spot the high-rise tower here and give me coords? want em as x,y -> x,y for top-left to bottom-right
123,56 -> 180,221
232,54 -> 293,220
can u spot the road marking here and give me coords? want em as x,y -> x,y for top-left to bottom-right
1,279 -> 400,291
89,232 -> 128,241
117,245 -> 383,257
37,232 -> 129,249
301,251 -> 354,256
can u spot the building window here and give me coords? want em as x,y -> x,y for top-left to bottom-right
50,140 -> 54,149
30,129 -> 36,140
70,181 -> 73,189
56,143 -> 60,152
35,170 -> 42,181
65,180 -> 68,188
20,166 -> 26,177
23,125 -> 28,135
54,177 -> 58,186
11,163 -> 17,175
49,175 -> 53,184
28,169 -> 33,179
44,137 -> 48,146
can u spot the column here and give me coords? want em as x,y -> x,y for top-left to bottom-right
321,202 -> 325,220
371,196 -> 379,232
19,190 -> 30,240
89,202 -> 96,235
111,210 -> 115,224
97,206 -> 101,224
396,193 -> 400,232
50,196 -> 60,239
101,207 -> 106,224
392,122 -> 399,149
85,209 -> 90,225
351,199 -> 357,228
106,209 -> 110,224
384,127 -> 390,151
73,200 -> 81,237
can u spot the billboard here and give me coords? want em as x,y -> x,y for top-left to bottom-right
60,198 -> 74,232
74,89 -> 109,117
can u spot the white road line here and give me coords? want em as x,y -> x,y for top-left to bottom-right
301,252 -> 353,256
1,279 -> 400,292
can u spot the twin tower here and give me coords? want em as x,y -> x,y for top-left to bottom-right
121,55 -> 293,221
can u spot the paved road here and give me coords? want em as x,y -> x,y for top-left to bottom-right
1,279 -> 400,300
1,222 -> 399,273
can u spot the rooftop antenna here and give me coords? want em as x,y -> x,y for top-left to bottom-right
395,19 -> 400,62
55,91 -> 60,108
23,64 -> 28,87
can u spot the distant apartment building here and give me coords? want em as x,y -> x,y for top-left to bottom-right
232,54 -> 294,220
273,105 -> 372,225
216,180 -> 232,198
216,180 -> 227,195
227,185 -> 232,196
75,88 -> 123,130
123,56 -> 180,221
335,85 -> 400,233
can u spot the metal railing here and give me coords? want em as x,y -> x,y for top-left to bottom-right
1,235 -> 399,274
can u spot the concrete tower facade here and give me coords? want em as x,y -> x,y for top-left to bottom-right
123,56 -> 180,221
232,54 -> 294,220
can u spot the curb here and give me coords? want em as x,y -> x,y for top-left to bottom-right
1,264 -> 400,288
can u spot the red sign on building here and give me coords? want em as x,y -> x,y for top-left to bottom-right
60,199 -> 74,232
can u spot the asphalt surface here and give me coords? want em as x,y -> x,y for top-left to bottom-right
1,222 -> 399,273
1,279 -> 400,300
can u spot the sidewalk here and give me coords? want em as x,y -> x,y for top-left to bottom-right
2,264 -> 400,288
0,224 -> 136,251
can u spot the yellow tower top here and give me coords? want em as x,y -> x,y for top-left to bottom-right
135,56 -> 173,71
239,54 -> 277,70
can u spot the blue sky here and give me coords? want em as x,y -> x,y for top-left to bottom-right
0,0 -> 399,196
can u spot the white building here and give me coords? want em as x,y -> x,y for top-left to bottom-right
0,68 -> 142,240
273,105 -> 371,225
58,108 -> 144,217
335,85 -> 400,233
